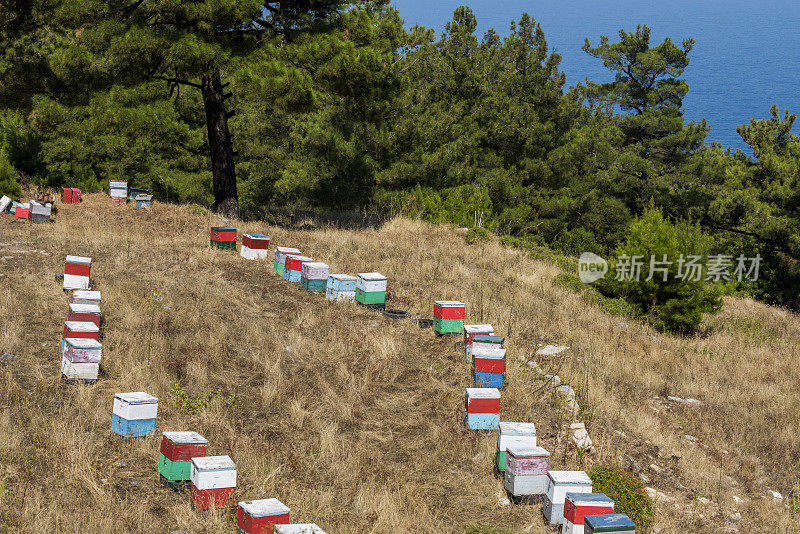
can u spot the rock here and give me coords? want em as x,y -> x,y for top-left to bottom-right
517,355 -> 526,362
551,375 -> 562,387
0,353 -> 16,361
523,525 -> 535,532
645,487 -> 675,502
114,460 -> 127,467
536,345 -> 569,357
570,422 -> 593,451
497,497 -> 511,507
101,478 -> 108,484
170,531 -> 188,534
130,481 -> 140,487
684,434 -> 698,443
769,490 -> 783,500
649,463 -> 662,473
556,385 -> 576,401
471,452 -> 485,462
729,512 -> 741,521
528,361 -> 543,373
732,495 -> 743,504
698,496 -> 711,504
640,474 -> 650,484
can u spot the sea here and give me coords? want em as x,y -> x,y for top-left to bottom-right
391,0 -> 800,152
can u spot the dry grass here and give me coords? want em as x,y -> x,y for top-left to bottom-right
0,194 -> 797,533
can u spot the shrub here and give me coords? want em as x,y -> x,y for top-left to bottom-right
169,381 -> 237,415
465,227 -> 492,244
0,151 -> 21,199
588,462 -> 655,529
553,272 -> 585,292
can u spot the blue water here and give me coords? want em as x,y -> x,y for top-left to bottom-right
391,0 -> 800,152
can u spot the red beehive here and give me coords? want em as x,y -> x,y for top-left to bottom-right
62,187 -> 73,204
67,302 -> 101,326
237,499 -> 290,534
241,233 -> 269,250
464,388 -> 501,413
63,321 -> 100,341
160,432 -> 208,461
433,301 -> 466,319
284,255 -> 312,272
14,204 -> 29,219
474,353 -> 506,374
72,188 -> 82,202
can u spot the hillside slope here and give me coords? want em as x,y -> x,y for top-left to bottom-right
0,195 -> 796,533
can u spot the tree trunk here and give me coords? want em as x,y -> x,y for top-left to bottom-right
200,71 -> 239,219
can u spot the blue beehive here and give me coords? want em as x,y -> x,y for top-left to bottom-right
135,194 -> 152,209
584,513 -> 635,533
111,392 -> 158,437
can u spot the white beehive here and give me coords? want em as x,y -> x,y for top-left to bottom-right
544,470 -> 592,525
191,455 -> 237,490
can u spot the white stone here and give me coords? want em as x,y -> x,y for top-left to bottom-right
536,345 -> 569,357
769,490 -> 783,500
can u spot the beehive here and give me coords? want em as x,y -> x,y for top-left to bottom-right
13,202 -> 29,219
109,180 -> 127,204
584,514 -> 635,534
496,422 -> 537,472
464,388 -> 500,430
61,338 -> 102,381
503,445 -> 550,498
71,290 -> 101,305
300,262 -> 330,293
61,188 -> 81,204
325,274 -> 357,302
129,186 -> 150,200
159,431 -> 208,484
563,493 -> 614,534
274,247 -> 301,275
355,272 -> 387,308
544,471 -> 592,525
190,455 -> 236,510
61,355 -> 99,381
30,202 -> 51,223
62,321 -> 100,346
240,233 -> 271,260
472,343 -> 506,389
63,255 -> 91,290
210,226 -> 237,250
433,301 -> 465,335
0,195 -> 12,212
67,302 -> 101,326
283,255 -> 313,283
468,333 -> 505,364
236,498 -> 290,534
135,194 -> 153,209
274,525 -> 327,534
464,324 -> 494,349
111,392 -> 158,437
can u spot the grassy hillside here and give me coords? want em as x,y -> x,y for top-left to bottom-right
0,195 -> 796,533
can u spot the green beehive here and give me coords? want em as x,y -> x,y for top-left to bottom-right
210,226 -> 237,250
355,273 -> 387,307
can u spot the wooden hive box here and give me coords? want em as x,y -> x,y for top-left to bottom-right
503,444 -> 550,498
109,181 -> 127,204
464,324 -> 494,349
61,187 -> 73,204
274,525 -> 327,534
472,344 -> 506,389
283,255 -> 313,283
563,493 -> 614,534
13,202 -> 29,219
326,274 -> 357,302
544,470 -> 592,525
190,455 -> 236,510
30,202 -> 51,223
355,272 -> 387,308
134,194 -> 152,209
464,388 -> 500,430
300,262 -> 330,293
210,226 -> 237,250
468,333 -> 505,364
496,422 -> 537,473
433,301 -> 465,334
62,321 -> 99,345
241,233 -> 270,260
584,514 -> 635,534
71,188 -> 82,202
61,338 -> 102,382
129,186 -> 150,200
68,302 -> 101,326
236,498 -> 290,534
274,247 -> 301,275
111,392 -> 158,437
71,290 -> 101,305
0,195 -> 10,212
159,431 -> 208,484
63,255 -> 91,290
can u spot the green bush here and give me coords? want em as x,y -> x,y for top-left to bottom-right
0,151 -> 21,199
588,462 -> 655,529
169,381 -> 237,415
465,227 -> 492,244
553,272 -> 586,292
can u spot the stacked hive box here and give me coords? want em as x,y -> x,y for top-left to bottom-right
464,388 -> 500,430
274,247 -> 301,275
135,194 -> 153,209
61,187 -> 82,204
241,233 -> 270,260
0,195 -> 10,212
129,186 -> 149,200
584,514 -> 635,534
468,333 -> 504,364
62,321 -> 100,349
563,494 -> 615,534
111,392 -> 158,437
326,274 -> 357,302
236,498 -> 290,534
191,455 -> 236,509
275,526 -> 326,534
464,324 -> 494,350
210,226 -> 237,250
71,290 -> 101,305
283,255 -> 313,283
68,302 -> 101,326
301,262 -> 330,293
503,445 -> 551,499
433,301 -> 465,335
109,181 -> 127,205
496,422 -> 537,473
13,202 -> 29,219
63,255 -> 91,290
30,202 -> 51,223
159,431 -> 208,485
61,338 -> 102,381
355,272 -> 387,309
544,471 -> 593,526
472,340 -> 506,389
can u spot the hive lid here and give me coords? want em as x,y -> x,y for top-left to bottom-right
566,493 -> 614,507
470,346 -> 506,359
357,272 -> 386,281
69,303 -> 101,314
547,470 -> 592,485
238,498 -> 290,517
64,321 -> 99,332
64,338 -> 102,350
473,334 -> 505,344
65,255 -> 92,264
584,513 -> 635,530
115,392 -> 158,405
135,194 -> 153,201
244,232 -> 269,239
434,300 -> 465,307
498,422 -> 536,436
329,274 -> 357,281
274,525 -> 326,534
506,444 -> 550,457
162,431 -> 208,444
192,455 -> 235,470
464,387 -> 501,399
72,290 -> 101,301
211,226 -> 236,232
286,255 -> 313,262
303,262 -> 329,269
464,324 -> 494,333
276,247 -> 301,254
